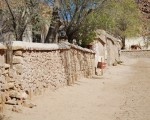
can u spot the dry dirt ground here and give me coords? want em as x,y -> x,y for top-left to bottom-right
5,57 -> 150,120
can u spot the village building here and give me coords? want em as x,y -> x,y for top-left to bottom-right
126,37 -> 149,50
88,30 -> 122,75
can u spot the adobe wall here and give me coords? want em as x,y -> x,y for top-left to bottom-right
106,39 -> 120,66
0,42 -> 95,105
121,50 -> 150,58
0,44 -> 7,92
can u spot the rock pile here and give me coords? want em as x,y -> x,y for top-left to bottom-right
0,62 -> 32,112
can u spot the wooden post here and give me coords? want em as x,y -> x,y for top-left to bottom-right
101,57 -> 103,75
29,88 -> 32,100
0,93 -> 5,113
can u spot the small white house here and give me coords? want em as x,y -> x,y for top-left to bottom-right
125,37 -> 148,49
89,30 -> 122,71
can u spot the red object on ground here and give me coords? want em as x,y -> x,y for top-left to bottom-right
86,45 -> 93,49
97,62 -> 106,69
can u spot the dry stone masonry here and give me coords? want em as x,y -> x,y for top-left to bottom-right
0,42 -> 95,112
121,50 -> 150,58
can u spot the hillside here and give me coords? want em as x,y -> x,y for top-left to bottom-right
137,0 -> 150,36
138,0 -> 150,20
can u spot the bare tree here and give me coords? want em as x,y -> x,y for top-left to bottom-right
44,0 -> 61,43
1,0 -> 42,66
2,0 -> 30,41
60,0 -> 108,43
2,0 -> 50,42
44,0 -> 107,43
0,8 -> 3,42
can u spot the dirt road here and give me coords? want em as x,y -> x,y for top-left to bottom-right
6,57 -> 150,120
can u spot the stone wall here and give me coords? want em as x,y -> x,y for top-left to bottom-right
0,44 -> 11,111
0,42 -> 95,109
121,50 -> 150,58
106,39 -> 121,66
0,44 -> 6,90
63,45 -> 95,85
12,50 -> 67,94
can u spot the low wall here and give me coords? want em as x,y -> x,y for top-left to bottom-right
0,42 -> 95,107
121,50 -> 150,58
0,44 -> 6,92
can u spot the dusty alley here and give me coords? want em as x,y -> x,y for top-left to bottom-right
6,57 -> 150,120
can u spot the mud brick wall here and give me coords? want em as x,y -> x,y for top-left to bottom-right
121,50 -> 150,58
60,45 -> 95,85
13,50 -> 67,92
0,44 -> 7,91
0,44 -> 13,111
11,42 -> 95,97
0,42 -> 94,111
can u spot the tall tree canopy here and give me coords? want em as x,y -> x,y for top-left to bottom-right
95,0 -> 142,49
44,0 -> 108,43
1,0 -> 51,42
1,0 -> 143,48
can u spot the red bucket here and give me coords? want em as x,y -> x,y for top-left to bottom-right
97,62 -> 106,69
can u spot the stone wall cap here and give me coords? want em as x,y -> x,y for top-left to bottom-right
12,41 -> 95,53
12,41 -> 70,51
121,49 -> 150,52
64,42 -> 95,54
0,43 -> 6,50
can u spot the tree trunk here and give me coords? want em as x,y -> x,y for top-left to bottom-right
44,1 -> 61,43
67,33 -> 74,43
121,36 -> 126,50
66,28 -> 79,43
0,9 -> 3,42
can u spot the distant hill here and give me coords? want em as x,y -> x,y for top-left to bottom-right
138,0 -> 150,20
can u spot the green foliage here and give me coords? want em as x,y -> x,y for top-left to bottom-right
59,0 -> 108,44
59,0 -> 142,46
97,0 -> 142,39
76,12 -> 99,46
2,0 -> 51,41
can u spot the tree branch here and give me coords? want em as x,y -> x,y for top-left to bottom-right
4,0 -> 17,39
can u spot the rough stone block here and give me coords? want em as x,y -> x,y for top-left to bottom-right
8,69 -> 14,78
13,56 -> 23,64
13,64 -> 23,74
14,51 -> 23,56
8,82 -> 15,89
22,101 -> 36,108
5,74 -> 12,82
1,84 -> 8,91
9,90 -> 17,98
0,62 -> 4,68
3,69 -> 9,75
4,64 -> 10,69
0,68 -> 3,76
0,75 -> 5,83
5,99 -> 17,105
20,92 -> 28,99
